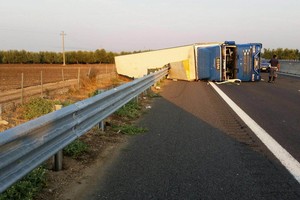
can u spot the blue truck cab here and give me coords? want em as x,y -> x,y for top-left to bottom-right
196,41 -> 262,82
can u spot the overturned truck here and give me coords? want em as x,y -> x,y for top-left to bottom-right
115,41 -> 262,82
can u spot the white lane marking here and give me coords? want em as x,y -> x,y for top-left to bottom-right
209,81 -> 300,183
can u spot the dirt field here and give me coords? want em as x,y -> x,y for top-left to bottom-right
0,64 -> 116,91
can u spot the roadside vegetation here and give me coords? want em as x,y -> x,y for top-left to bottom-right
20,98 -> 57,120
115,100 -> 142,119
0,167 -> 47,200
113,99 -> 148,135
112,124 -> 148,135
63,139 -> 90,159
0,81 -> 158,199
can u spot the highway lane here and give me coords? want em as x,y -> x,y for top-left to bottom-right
217,73 -> 300,162
77,80 -> 300,200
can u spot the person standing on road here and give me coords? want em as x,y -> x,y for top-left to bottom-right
268,54 -> 280,83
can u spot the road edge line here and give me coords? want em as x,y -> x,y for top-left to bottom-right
209,81 -> 300,183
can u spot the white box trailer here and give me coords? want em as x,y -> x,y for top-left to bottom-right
115,44 -> 197,81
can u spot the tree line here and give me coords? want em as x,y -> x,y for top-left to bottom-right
0,49 -> 133,64
262,48 -> 300,60
2,47 -> 298,64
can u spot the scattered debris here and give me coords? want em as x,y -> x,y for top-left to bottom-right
155,86 -> 161,90
145,105 -> 152,109
0,120 -> 9,125
54,105 -> 63,111
215,79 -> 241,85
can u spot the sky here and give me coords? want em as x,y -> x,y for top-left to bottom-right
0,0 -> 300,52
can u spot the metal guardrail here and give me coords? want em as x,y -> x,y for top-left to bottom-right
0,68 -> 168,193
279,60 -> 300,76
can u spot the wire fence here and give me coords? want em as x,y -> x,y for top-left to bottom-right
0,64 -> 117,111
0,64 -> 116,91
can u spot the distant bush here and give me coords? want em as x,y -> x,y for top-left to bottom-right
21,97 -> 54,120
89,89 -> 103,97
0,49 -> 117,64
53,100 -> 74,107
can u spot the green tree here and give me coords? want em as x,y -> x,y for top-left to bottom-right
66,51 -> 77,64
262,48 -> 300,60
106,52 -> 115,63
95,49 -> 107,63
0,49 -> 131,64
2,50 -> 15,64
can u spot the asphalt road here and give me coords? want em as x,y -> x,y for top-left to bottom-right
218,73 -> 300,162
83,79 -> 300,199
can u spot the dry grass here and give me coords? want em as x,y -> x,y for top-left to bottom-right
0,72 -> 129,132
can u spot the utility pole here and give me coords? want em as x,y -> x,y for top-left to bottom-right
60,31 -> 66,66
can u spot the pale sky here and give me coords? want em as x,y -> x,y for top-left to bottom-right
0,0 -> 299,52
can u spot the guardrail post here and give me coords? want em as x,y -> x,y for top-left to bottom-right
99,120 -> 105,131
143,87 -> 150,96
135,96 -> 139,104
54,105 -> 63,171
54,150 -> 63,171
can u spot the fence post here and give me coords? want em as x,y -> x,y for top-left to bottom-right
62,68 -> 66,90
21,73 -> 24,104
0,104 -> 9,126
77,67 -> 80,89
53,105 -> 63,171
40,71 -> 43,97
88,67 -> 91,77
62,68 -> 64,82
